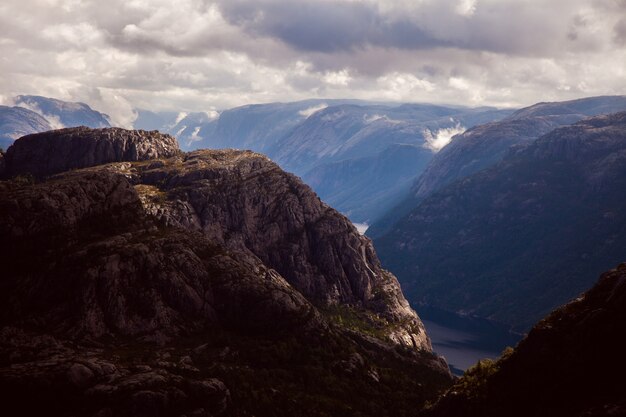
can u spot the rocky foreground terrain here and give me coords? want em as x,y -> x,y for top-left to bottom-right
0,127 -> 451,417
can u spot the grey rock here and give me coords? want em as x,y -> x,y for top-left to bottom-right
2,126 -> 180,178
67,363 -> 96,388
136,149 -> 430,349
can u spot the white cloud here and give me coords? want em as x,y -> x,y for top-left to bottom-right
323,70 -> 352,86
423,124 -> 466,151
299,103 -> 329,118
0,0 -> 623,114
455,0 -> 477,16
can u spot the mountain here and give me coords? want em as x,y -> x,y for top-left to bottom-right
292,105 -> 512,224
14,95 -> 111,129
133,109 -> 218,151
0,127 -> 452,416
421,262 -> 626,417
189,100 -> 367,154
302,143 -> 433,223
272,104 -> 512,176
367,95 -> 626,238
0,95 -> 112,149
374,111 -> 626,331
2,127 -> 179,178
184,100 -> 510,224
272,103 -> 511,174
133,109 -> 182,132
0,105 -> 51,150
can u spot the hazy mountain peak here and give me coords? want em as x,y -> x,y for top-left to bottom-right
13,95 -> 111,129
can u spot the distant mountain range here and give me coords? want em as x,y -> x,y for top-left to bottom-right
374,109 -> 626,331
140,100 -> 511,224
13,95 -> 110,129
0,95 -> 110,150
367,95 -> 626,238
1,95 -> 511,224
0,106 -> 51,150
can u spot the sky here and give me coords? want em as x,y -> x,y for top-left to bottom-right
0,0 -> 625,127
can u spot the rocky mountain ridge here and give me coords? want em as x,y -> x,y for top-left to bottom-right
0,127 -> 451,416
1,127 -> 180,178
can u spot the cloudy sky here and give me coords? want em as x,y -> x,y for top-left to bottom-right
1,0 -> 625,126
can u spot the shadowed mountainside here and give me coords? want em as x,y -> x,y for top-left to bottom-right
368,95 -> 626,238
375,111 -> 626,331
0,127 -> 451,417
421,262 -> 626,417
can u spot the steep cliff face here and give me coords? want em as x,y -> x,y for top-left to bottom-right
102,149 -> 430,350
0,127 -> 451,416
422,262 -> 626,417
0,170 -> 317,341
375,111 -> 626,331
2,127 -> 180,178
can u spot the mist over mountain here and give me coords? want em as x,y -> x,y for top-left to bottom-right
375,111 -> 626,331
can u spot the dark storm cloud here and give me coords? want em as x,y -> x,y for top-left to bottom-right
218,0 -> 446,53
614,18 -> 626,45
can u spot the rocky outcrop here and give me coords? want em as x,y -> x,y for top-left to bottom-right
0,328 -> 232,417
113,149 -> 429,350
375,111 -> 626,331
0,170 -> 318,342
422,262 -> 626,417
2,127 -> 180,178
0,127 -> 452,416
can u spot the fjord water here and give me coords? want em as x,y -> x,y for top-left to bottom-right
417,305 -> 523,376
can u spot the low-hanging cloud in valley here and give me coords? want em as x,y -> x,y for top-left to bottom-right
423,123 -> 467,152
299,103 -> 328,118
0,0 -> 625,115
